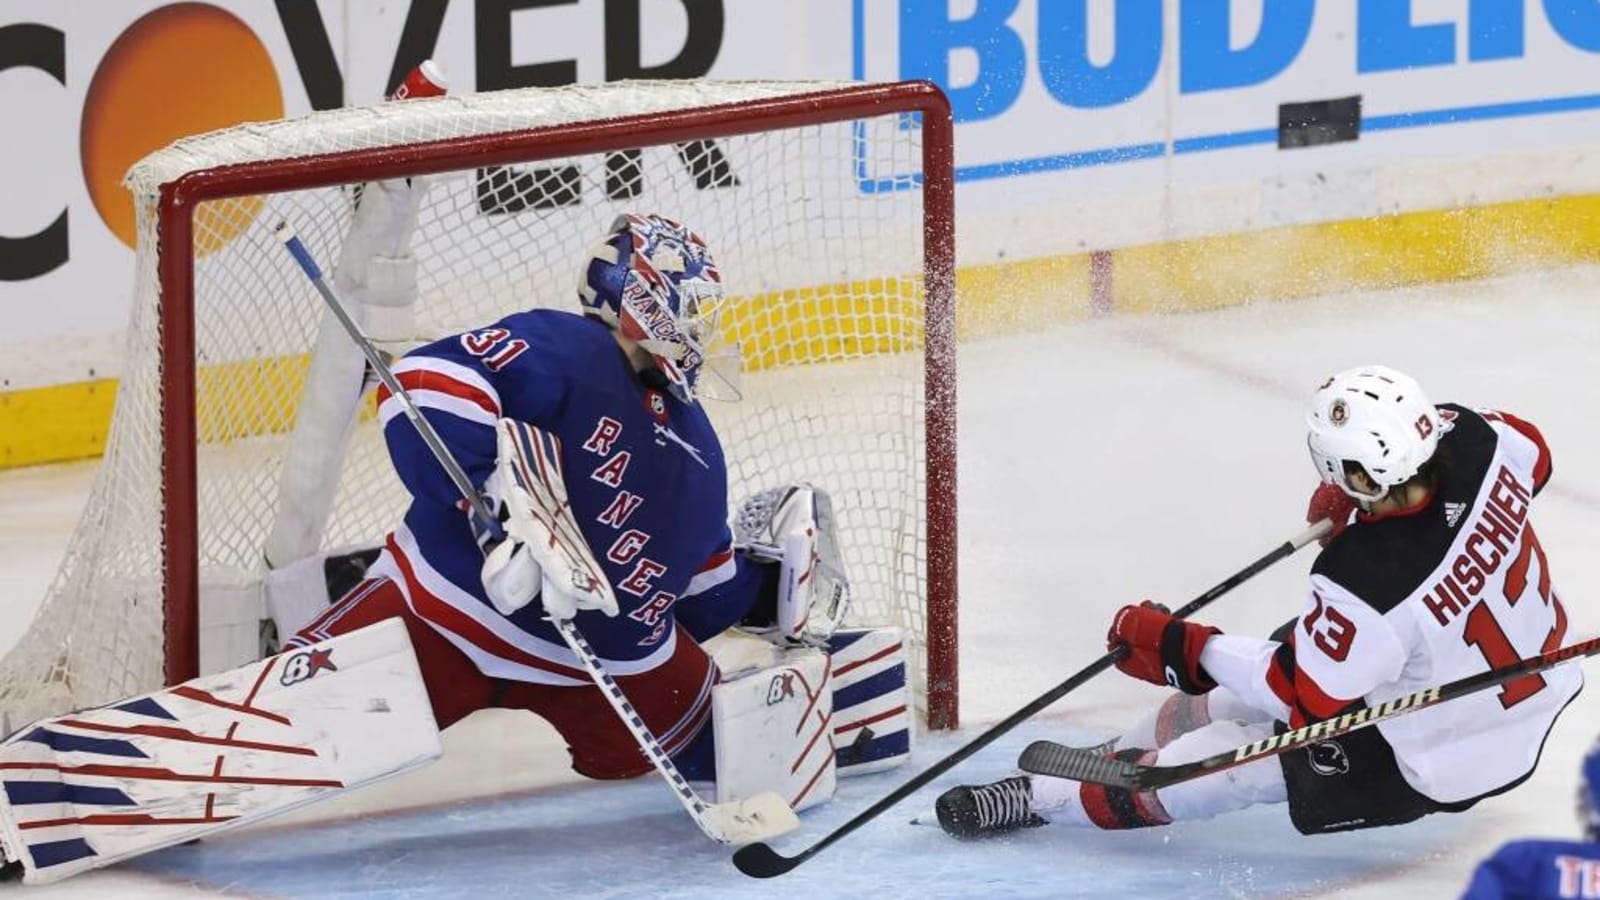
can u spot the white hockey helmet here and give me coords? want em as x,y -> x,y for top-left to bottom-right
1306,365 -> 1442,501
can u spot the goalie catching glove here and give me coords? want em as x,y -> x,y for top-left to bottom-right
476,419 -> 619,621
733,483 -> 851,645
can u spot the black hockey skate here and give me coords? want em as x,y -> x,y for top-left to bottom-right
935,775 -> 1047,839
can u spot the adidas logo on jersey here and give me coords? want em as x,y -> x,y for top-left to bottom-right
1444,502 -> 1467,528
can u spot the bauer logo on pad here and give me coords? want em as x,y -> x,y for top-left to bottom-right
766,671 -> 799,705
280,647 -> 338,686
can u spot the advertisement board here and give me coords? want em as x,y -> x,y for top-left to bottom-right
3,0 -> 1599,463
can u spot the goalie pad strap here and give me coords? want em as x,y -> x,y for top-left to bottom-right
353,255 -> 420,343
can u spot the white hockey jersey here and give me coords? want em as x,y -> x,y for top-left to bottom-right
1202,405 -> 1578,804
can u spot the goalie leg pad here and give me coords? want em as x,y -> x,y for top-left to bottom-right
0,619 -> 441,884
828,627 -> 913,776
288,568 -> 504,731
712,648 -> 836,812
263,546 -> 382,646
349,254 -> 420,343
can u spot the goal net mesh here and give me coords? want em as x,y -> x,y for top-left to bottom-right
0,80 -> 946,730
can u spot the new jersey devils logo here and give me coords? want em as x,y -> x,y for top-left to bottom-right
1307,740 -> 1350,776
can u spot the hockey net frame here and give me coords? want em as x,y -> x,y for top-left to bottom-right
27,79 -> 958,730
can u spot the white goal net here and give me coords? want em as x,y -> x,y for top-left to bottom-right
0,79 -> 956,731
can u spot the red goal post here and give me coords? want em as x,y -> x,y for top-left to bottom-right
5,79 -> 958,731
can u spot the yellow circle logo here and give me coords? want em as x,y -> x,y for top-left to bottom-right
81,3 -> 283,253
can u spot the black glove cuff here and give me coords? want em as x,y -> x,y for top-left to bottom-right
1158,619 -> 1218,695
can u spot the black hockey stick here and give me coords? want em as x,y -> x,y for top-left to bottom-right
1019,631 -> 1600,792
732,519 -> 1332,878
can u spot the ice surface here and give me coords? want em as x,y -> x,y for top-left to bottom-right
2,266 -> 1597,897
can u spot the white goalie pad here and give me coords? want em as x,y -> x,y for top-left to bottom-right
264,551 -> 338,642
0,619 -> 440,884
712,648 -> 836,813
827,628 -> 913,776
197,580 -> 269,675
334,178 -> 432,344
261,118 -> 439,591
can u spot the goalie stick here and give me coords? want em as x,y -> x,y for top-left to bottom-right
1017,632 -> 1600,793
276,223 -> 797,845
732,519 -> 1332,878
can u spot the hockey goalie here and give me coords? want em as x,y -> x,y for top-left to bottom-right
0,88 -> 910,882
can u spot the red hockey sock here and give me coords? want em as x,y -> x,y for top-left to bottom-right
1078,749 -> 1173,830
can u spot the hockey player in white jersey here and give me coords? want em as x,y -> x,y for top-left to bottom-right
939,365 -> 1579,838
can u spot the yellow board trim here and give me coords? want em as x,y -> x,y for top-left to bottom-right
0,379 -> 119,469
5,192 -> 1599,470
1109,194 -> 1600,316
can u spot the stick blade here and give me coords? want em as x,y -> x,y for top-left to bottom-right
703,793 -> 799,845
1017,740 -> 1141,789
732,840 -> 802,878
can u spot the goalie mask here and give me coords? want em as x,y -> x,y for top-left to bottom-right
578,213 -> 738,403
1306,365 -> 1442,502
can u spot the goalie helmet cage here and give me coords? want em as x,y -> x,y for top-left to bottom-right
0,80 -> 959,731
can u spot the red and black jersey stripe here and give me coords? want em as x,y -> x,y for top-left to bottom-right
1268,635 -> 1361,729
1492,410 -> 1552,496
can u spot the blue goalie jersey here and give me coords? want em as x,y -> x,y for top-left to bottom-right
1463,839 -> 1600,899
365,309 -> 767,686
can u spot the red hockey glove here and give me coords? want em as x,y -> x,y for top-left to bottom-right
1307,482 -> 1356,547
1106,601 -> 1220,695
